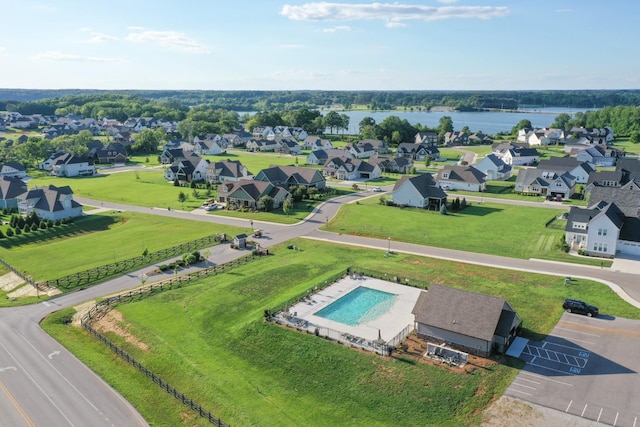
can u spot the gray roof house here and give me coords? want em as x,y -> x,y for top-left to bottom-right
0,162 -> 27,179
217,180 -> 290,210
0,176 -> 28,209
254,165 -> 326,189
392,173 -> 447,210
17,184 -> 83,220
205,159 -> 252,184
473,154 -> 512,181
412,284 -> 522,357
514,169 -> 576,199
435,165 -> 487,192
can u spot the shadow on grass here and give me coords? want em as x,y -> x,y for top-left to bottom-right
457,205 -> 503,217
0,215 -> 116,248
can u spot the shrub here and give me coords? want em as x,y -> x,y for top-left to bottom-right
6,228 -> 14,237
30,223 -> 38,232
14,227 -> 22,235
40,222 -> 47,229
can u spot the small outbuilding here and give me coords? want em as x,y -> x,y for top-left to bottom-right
412,284 -> 522,357
233,234 -> 248,249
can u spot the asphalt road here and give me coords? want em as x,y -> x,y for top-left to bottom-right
0,190 -> 638,426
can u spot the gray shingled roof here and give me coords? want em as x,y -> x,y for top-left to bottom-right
412,284 -> 513,342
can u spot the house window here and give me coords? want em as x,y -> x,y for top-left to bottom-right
597,228 -> 607,236
442,172 -> 449,179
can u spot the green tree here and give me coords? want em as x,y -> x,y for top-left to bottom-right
339,113 -> 350,135
282,197 -> 293,215
550,113 -> 572,130
324,111 -> 342,134
630,130 -> 640,144
257,196 -> 274,211
132,129 -> 162,153
511,119 -> 532,135
358,117 -> 376,134
177,191 -> 188,209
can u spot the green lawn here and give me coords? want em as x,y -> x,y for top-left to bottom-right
43,239 -> 640,427
0,210 -> 246,283
328,197 -> 599,264
213,149 -> 308,175
28,170 -> 213,210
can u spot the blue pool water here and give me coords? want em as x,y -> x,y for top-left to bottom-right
315,287 -> 396,326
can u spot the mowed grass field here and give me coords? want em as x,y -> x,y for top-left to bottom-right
327,197 -> 593,264
43,239 -> 640,427
0,210 -> 246,282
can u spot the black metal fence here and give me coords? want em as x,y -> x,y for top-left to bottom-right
0,257 -> 44,292
80,253 -> 262,426
38,233 -> 226,291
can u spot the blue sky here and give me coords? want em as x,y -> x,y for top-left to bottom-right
1,0 -> 638,91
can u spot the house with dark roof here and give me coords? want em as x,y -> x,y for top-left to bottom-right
473,154 -> 512,181
217,180 -> 290,210
370,154 -> 413,174
17,184 -> 83,220
302,136 -> 333,151
415,131 -> 438,145
435,165 -> 487,192
391,173 -> 447,210
586,180 -> 640,218
396,142 -> 440,161
443,131 -> 468,146
412,284 -> 522,357
537,157 -> 594,184
48,153 -> 95,177
205,159 -> 252,184
515,169 -> 576,198
322,157 -> 381,181
274,137 -> 302,155
306,149 -> 350,166
572,145 -> 622,167
565,201 -> 640,257
164,152 -> 209,183
96,142 -> 128,164
246,138 -> 278,152
255,165 -> 326,189
0,176 -> 28,209
0,162 -> 27,179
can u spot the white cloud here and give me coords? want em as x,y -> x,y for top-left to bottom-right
281,2 -> 510,25
437,0 -> 460,3
0,47 -> 7,56
322,25 -> 352,32
125,30 -> 209,54
35,51 -> 125,63
86,32 -> 119,43
386,21 -> 407,28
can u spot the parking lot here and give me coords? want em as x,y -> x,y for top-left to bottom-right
506,314 -> 640,426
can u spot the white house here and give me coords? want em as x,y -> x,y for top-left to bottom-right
501,146 -> 540,166
565,202 -> 632,257
0,176 -> 28,209
435,165 -> 487,192
391,173 -> 447,210
0,162 -> 28,179
473,154 -> 512,181
48,153 -> 95,177
515,169 -> 576,198
193,139 -> 225,156
164,152 -> 209,182
17,185 -> 83,220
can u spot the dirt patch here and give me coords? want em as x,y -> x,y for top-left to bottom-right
92,309 -> 150,351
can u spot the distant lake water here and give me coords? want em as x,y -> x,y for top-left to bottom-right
326,107 -> 591,136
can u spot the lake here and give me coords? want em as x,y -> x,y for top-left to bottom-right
325,107 -> 591,136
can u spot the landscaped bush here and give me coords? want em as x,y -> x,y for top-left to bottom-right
5,228 -> 13,237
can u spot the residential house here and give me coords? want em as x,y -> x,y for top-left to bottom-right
222,133 -> 245,147
435,165 -> 487,192
412,284 -> 522,357
274,137 -> 302,155
193,138 -> 225,156
0,176 -> 28,209
96,142 -> 128,164
391,173 -> 447,210
160,148 -> 188,165
370,154 -> 413,174
246,138 -> 278,152
443,131 -> 468,146
499,145 -> 540,166
396,143 -> 440,161
0,162 -> 27,179
254,165 -> 326,189
306,149 -> 351,166
205,159 -> 252,184
523,128 -> 565,146
17,184 -> 83,220
217,180 -> 290,209
586,180 -> 640,218
322,157 -> 381,181
302,136 -> 333,151
572,145 -> 622,167
467,132 -> 493,145
514,169 -> 576,198
565,201 -> 640,257
346,142 -> 375,159
473,154 -> 512,181
537,157 -> 595,184
415,131 -> 438,145
164,152 -> 209,182
47,153 -> 95,177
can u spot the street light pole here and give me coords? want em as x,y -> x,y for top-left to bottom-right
387,236 -> 391,254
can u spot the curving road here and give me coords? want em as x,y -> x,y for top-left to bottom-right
0,189 -> 638,426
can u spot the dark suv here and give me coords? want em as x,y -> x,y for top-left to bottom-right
563,299 -> 599,317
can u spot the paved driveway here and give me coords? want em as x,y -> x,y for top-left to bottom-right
506,314 -> 640,426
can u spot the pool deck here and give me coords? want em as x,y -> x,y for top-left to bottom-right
285,275 -> 423,343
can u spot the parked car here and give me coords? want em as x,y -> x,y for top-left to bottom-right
562,298 -> 598,317
204,203 -> 217,211
372,186 -> 383,192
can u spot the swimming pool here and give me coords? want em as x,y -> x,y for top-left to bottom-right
314,286 -> 397,326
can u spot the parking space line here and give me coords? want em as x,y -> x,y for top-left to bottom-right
550,335 -> 595,345
614,412 -> 619,426
555,326 -> 600,337
633,416 -> 637,427
597,408 -> 603,422
566,400 -> 573,412
581,404 -> 588,417
527,360 -> 577,376
517,377 -> 540,385
508,389 -> 533,396
521,371 -> 573,386
511,382 -> 536,390
543,339 -> 591,351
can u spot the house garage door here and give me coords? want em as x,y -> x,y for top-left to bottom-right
617,240 -> 640,256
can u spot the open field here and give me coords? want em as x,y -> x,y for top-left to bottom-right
0,210 -> 246,282
327,197 -> 606,266
213,149 -> 307,174
43,238 -> 640,426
